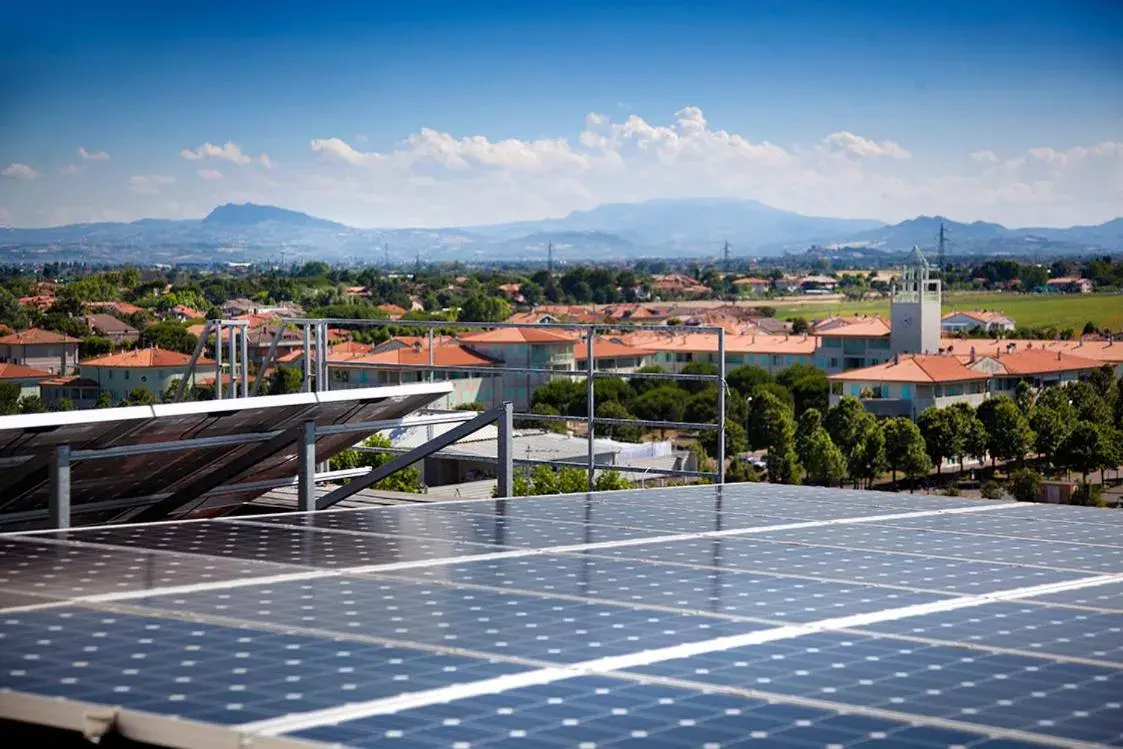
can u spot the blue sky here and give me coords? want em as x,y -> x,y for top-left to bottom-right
2,0 -> 1121,228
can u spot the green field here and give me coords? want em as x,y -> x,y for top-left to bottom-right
773,292 -> 1123,332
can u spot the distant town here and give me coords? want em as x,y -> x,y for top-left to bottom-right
2,238 -> 1122,507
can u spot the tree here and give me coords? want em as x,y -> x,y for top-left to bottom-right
267,366 -> 304,395
699,420 -> 748,460
0,383 -> 20,415
140,321 -> 197,354
95,391 -> 114,409
1056,422 -> 1111,497
1009,468 -> 1043,502
527,402 -> 566,434
978,395 -> 1034,466
916,407 -> 959,474
752,391 -> 800,484
1029,400 -> 1073,468
18,395 -> 47,414
776,365 -> 829,416
631,385 -> 686,430
749,382 -> 796,414
1014,380 -> 1036,416
883,417 -> 931,487
1065,381 -> 1109,427
801,427 -> 846,486
725,459 -> 760,483
457,293 -> 511,323
980,479 -> 1005,499
124,387 -> 157,405
329,434 -> 422,493
849,419 -> 886,489
595,401 -> 643,443
531,378 -> 584,415
594,471 -> 631,492
824,396 -> 867,450
679,361 -> 718,394
455,401 -> 487,411
726,365 -> 772,397
795,408 -> 823,461
629,364 -> 669,397
80,336 -> 114,359
947,402 -> 987,471
790,316 -> 810,334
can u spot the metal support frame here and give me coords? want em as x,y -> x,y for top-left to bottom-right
239,322 -> 250,397
717,327 -> 726,484
302,323 -> 313,393
251,322 -> 287,397
174,321 -> 212,403
227,323 -> 237,399
49,444 -> 71,530
585,331 -> 595,491
213,322 -> 224,400
316,403 -> 512,509
496,401 -> 513,498
297,421 -> 316,512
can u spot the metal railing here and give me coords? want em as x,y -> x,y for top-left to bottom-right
179,317 -> 728,489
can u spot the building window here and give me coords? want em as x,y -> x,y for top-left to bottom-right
330,369 -> 350,383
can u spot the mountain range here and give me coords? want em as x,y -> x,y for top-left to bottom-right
1,199 -> 1119,265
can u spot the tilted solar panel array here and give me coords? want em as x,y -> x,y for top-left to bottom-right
1,483 -> 1121,748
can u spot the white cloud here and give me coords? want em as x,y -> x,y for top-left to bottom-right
197,169 -> 224,180
822,131 -> 911,159
179,141 -> 252,165
78,147 -> 110,161
1028,141 -> 1122,166
2,163 -> 41,180
259,153 -> 275,169
311,137 -> 387,166
0,206 -> 10,225
129,174 -> 175,195
969,150 -> 999,163
59,164 -> 86,176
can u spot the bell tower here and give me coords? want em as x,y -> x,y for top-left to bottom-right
891,246 -> 941,355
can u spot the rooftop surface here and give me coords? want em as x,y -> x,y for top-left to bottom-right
1,483 -> 1121,748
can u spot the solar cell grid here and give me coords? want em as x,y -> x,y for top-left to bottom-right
2,483 -> 1122,749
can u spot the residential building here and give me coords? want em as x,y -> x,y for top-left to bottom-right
646,274 -> 710,298
828,354 -> 990,418
940,338 -> 1123,376
1046,277 -> 1093,294
84,313 -> 139,344
0,363 -> 53,399
79,347 -> 215,402
574,339 -> 653,373
813,317 -> 892,373
0,328 -> 81,374
505,311 -> 561,325
621,331 -> 817,375
326,337 -> 502,409
458,328 -> 577,408
967,348 -> 1105,393
171,304 -> 204,321
86,300 -> 145,317
732,277 -> 771,294
941,310 -> 1015,334
797,275 -> 839,294
40,376 -> 100,409
376,303 -> 408,319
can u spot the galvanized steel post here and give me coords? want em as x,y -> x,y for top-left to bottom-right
496,401 -> 513,498
227,323 -> 237,399
717,327 -> 726,483
302,323 -> 312,393
49,444 -> 71,530
586,327 -> 595,492
239,322 -> 249,397
214,322 -> 224,400
297,421 -> 316,512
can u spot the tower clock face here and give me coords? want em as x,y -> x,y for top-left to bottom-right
902,316 -> 913,327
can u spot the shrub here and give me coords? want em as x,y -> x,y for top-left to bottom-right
1008,468 -> 1043,502
979,479 -> 1004,500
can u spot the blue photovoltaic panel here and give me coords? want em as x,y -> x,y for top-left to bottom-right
0,607 -> 527,725
290,675 -> 1007,749
1,482 -> 1121,749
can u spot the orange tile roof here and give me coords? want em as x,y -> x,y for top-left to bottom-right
940,338 -> 1123,365
172,304 -> 204,318
340,344 -> 501,368
621,331 -> 817,355
40,375 -> 99,387
829,354 -> 989,384
377,303 -> 408,318
574,339 -> 654,360
505,311 -> 561,325
0,362 -> 54,380
942,309 -> 1013,324
81,347 -> 214,368
87,301 -> 145,315
459,328 -> 578,344
814,316 -> 891,338
0,328 -> 82,345
976,348 -> 1105,376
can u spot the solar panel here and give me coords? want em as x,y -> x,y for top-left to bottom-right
0,383 -> 452,528
2,481 -> 1122,749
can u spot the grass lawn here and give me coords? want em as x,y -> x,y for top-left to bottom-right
774,291 -> 1123,331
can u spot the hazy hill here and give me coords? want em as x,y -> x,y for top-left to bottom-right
202,203 -> 345,230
